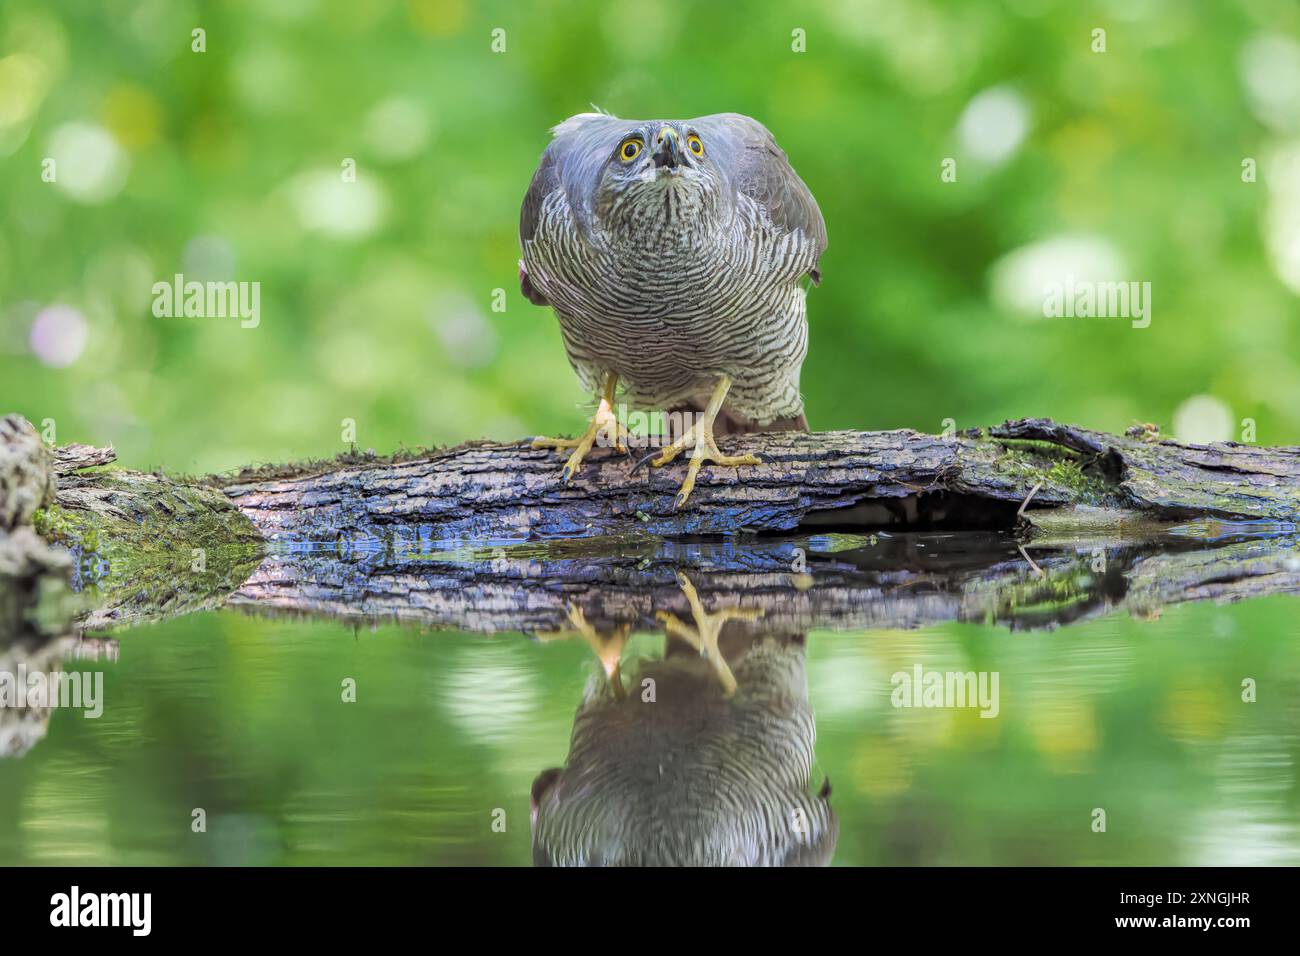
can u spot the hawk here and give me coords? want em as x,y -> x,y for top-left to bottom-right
520,112 -> 826,507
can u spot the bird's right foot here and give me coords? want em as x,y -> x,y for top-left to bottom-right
532,373 -> 628,483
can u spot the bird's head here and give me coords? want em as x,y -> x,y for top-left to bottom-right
591,120 -> 731,245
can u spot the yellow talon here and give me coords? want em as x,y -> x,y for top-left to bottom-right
532,372 -> 630,482
646,375 -> 761,508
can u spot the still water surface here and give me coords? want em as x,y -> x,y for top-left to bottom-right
2,592 -> 1296,865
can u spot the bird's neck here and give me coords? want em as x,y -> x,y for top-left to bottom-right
603,183 -> 735,260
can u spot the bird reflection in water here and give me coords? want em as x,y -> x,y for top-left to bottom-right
531,573 -> 837,866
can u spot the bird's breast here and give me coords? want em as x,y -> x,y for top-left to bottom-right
528,192 -> 813,311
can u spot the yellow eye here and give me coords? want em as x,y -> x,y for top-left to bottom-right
686,134 -> 704,156
618,138 -> 642,161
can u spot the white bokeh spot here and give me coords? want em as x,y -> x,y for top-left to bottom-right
1172,395 -> 1234,444
47,121 -> 128,204
287,168 -> 387,239
990,235 -> 1125,318
29,304 -> 89,367
956,86 -> 1030,167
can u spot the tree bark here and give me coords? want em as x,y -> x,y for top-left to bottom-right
215,417 -> 1300,545
5,413 -> 1298,637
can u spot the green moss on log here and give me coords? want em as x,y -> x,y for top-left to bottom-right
39,470 -> 266,630
981,440 -> 1116,508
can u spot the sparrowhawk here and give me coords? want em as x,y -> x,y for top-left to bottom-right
520,112 -> 826,507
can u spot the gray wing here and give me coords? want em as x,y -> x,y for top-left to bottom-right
693,113 -> 827,282
520,112 -> 638,244
519,113 -> 639,305
519,143 -> 559,248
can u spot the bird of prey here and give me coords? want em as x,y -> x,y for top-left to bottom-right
520,112 -> 826,508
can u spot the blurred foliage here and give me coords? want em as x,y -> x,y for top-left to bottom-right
0,598 -> 1296,865
2,0 -> 1299,474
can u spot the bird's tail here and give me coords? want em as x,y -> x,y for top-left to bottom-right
661,403 -> 808,438
714,410 -> 809,437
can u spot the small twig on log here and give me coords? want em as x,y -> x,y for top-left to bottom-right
52,443 -> 117,476
1017,481 -> 1044,518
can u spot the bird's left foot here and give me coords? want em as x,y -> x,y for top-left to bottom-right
642,375 -> 760,509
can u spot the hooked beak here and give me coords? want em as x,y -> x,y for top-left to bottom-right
653,127 -> 682,171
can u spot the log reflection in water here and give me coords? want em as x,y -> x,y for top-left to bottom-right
225,524 -> 1300,636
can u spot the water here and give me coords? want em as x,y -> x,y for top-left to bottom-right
2,531 -> 1298,866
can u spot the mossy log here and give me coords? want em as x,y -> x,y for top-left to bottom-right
216,417 -> 1300,545
2,415 -> 263,633
4,413 -> 1298,638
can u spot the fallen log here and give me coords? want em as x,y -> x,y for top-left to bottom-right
4,413 -> 1298,637
215,418 -> 1300,545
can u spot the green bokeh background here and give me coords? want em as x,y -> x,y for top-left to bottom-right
2,0 -> 1299,473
